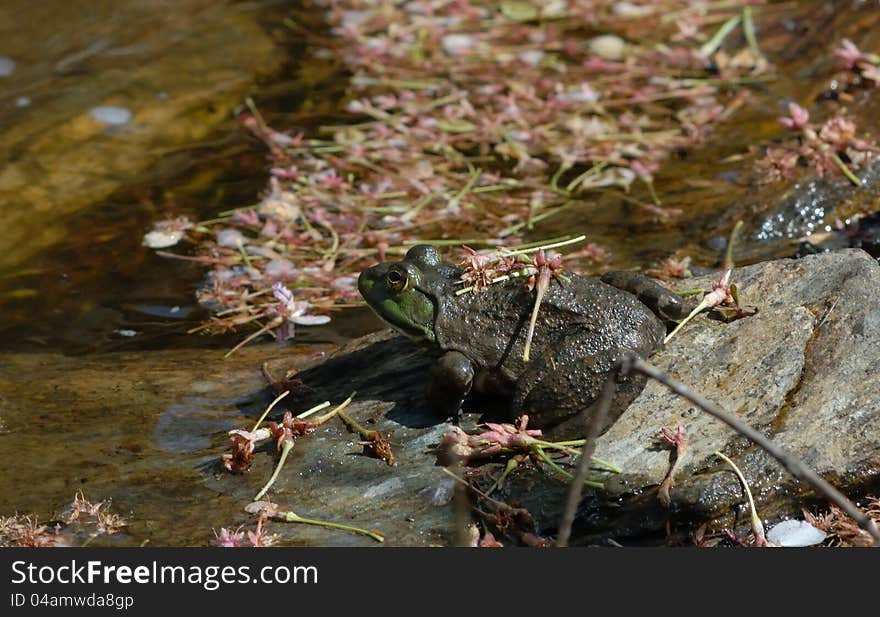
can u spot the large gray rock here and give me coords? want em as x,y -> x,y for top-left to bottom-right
538,248 -> 880,541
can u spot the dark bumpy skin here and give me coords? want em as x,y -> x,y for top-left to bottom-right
358,245 -> 688,438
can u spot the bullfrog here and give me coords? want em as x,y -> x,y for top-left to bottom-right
358,245 -> 689,438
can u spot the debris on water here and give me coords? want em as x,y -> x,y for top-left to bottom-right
89,105 -> 133,126
149,0 -> 779,344
766,519 -> 826,547
15,96 -> 30,108
142,216 -> 193,249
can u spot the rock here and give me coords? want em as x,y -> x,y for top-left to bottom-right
517,249 -> 880,543
2,250 -> 878,546
588,35 -> 627,61
252,249 -> 880,545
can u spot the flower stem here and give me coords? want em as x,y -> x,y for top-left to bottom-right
251,390 -> 290,432
742,6 -> 765,62
723,220 -> 743,271
700,14 -> 742,56
254,439 -> 294,501
664,297 -> 710,345
522,269 -> 549,362
295,400 -> 331,420
271,509 -> 385,543
534,446 -> 604,489
310,392 -> 355,424
715,451 -> 766,544
830,152 -> 861,186
487,457 -> 520,495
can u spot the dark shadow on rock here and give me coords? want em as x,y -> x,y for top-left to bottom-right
263,330 -> 445,429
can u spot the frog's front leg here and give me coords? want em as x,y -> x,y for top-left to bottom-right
426,350 -> 474,421
600,271 -> 691,324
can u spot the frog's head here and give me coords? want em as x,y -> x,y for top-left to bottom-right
358,245 -> 446,342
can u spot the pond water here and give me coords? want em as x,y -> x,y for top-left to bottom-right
0,0 -> 878,546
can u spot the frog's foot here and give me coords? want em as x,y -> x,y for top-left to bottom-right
600,271 -> 691,325
425,350 -> 474,422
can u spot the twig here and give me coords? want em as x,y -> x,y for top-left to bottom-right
556,371 -> 618,547
625,355 -> 880,546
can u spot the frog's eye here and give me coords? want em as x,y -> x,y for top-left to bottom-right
385,267 -> 409,293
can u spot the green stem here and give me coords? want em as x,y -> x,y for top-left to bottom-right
501,235 -> 586,258
700,15 -> 742,56
522,275 -> 547,362
830,152 -> 862,186
310,393 -> 355,424
664,297 -> 710,344
244,96 -> 268,133
534,446 -> 604,489
723,220 -> 743,271
254,439 -> 294,501
742,6 -> 765,62
487,457 -> 520,496
565,162 -> 607,193
455,267 -> 537,296
295,400 -> 331,420
531,440 -> 622,472
550,161 -> 573,193
251,390 -> 290,432
273,510 -> 385,543
336,408 -> 371,438
643,176 -> 661,206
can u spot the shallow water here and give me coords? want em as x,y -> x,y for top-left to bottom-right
1,0 -> 878,545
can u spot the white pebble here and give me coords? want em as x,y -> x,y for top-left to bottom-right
0,56 -> 15,77
442,33 -> 476,56
766,519 -> 827,547
142,229 -> 183,249
89,105 -> 132,126
15,96 -> 30,108
588,34 -> 627,61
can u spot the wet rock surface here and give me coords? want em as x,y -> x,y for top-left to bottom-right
522,248 -> 880,542
4,250 -> 877,545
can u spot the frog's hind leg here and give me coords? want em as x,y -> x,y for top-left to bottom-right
510,329 -> 650,439
600,271 -> 690,325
